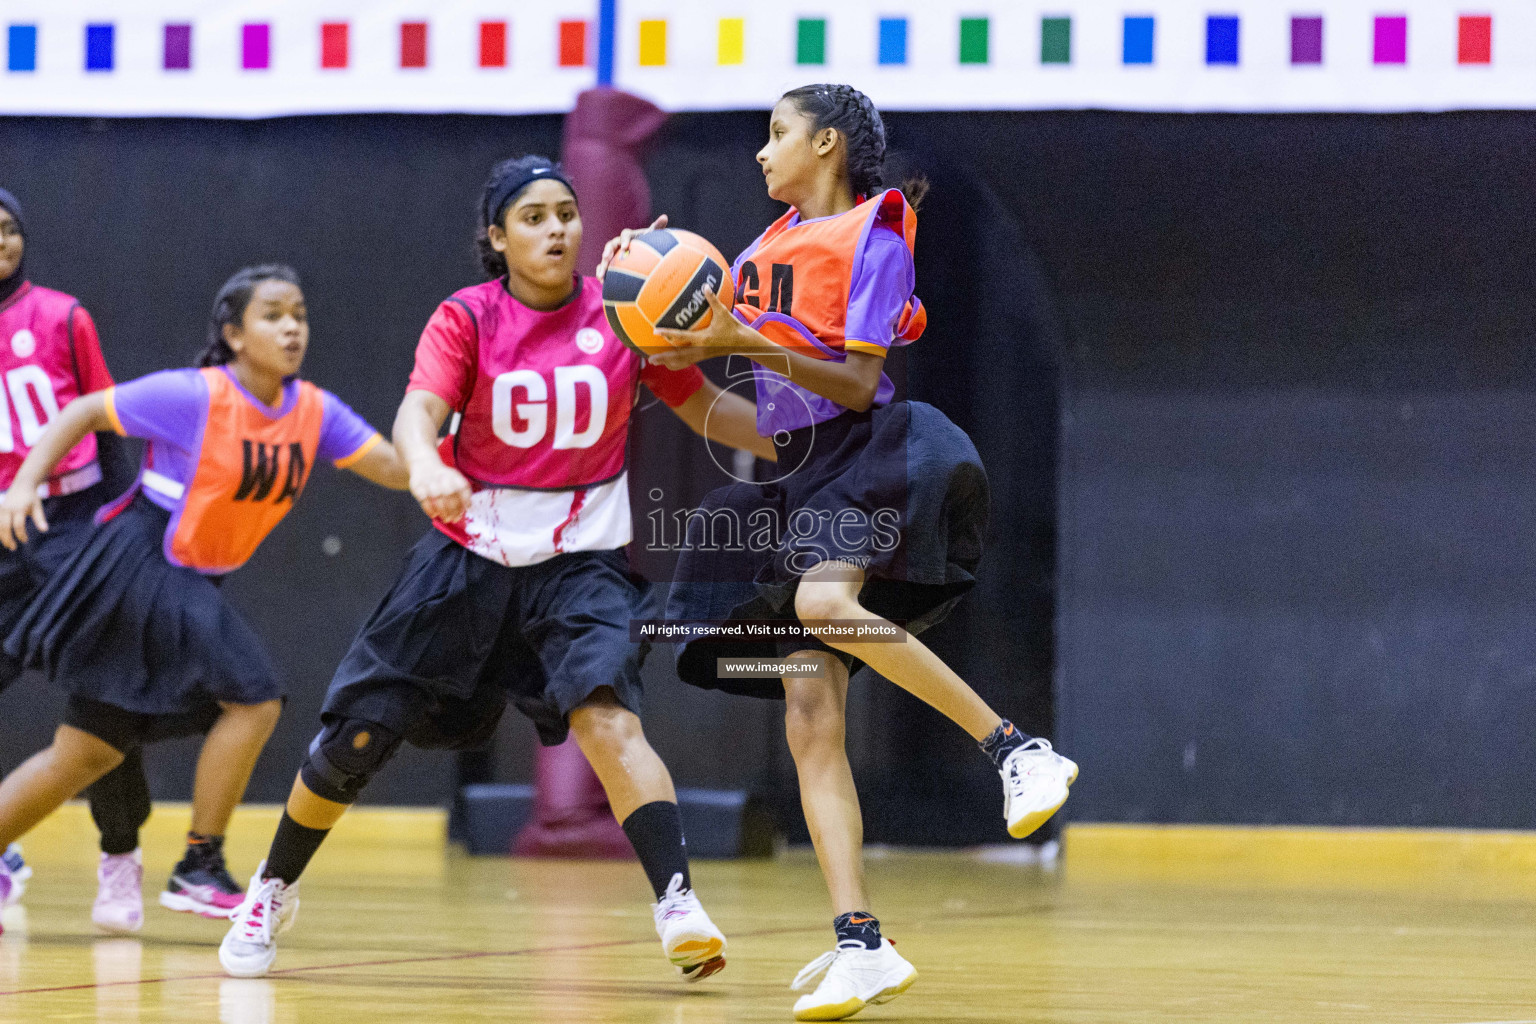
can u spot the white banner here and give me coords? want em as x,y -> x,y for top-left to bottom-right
2,0 -> 1535,117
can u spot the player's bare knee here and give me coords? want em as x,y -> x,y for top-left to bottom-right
784,681 -> 845,754
571,700 -> 645,756
785,711 -> 844,759
794,583 -> 856,628
224,699 -> 283,736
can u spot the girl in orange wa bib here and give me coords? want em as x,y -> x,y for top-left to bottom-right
604,84 -> 1081,1021
0,265 -> 406,935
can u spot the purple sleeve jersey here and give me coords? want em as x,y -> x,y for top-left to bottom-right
745,225 -> 909,437
843,227 -> 917,356
106,368 -> 208,453
317,390 -> 382,466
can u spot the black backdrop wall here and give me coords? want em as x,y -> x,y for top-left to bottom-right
0,109 -> 1526,839
0,110 -> 1056,844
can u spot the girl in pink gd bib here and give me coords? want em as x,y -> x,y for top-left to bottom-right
222,155 -> 773,982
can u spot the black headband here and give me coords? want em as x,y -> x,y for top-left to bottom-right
483,165 -> 576,228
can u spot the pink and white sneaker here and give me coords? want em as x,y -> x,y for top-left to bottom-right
93,850 -> 144,934
0,848 -> 24,937
219,863 -> 299,978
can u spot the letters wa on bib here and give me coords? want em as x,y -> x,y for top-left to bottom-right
5,366 -> 381,745
318,274 -> 704,750
665,189 -> 991,697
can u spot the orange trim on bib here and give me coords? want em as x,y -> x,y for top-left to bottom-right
168,368 -> 326,573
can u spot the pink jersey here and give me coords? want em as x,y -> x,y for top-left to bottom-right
408,275 -> 703,567
0,283 -> 114,495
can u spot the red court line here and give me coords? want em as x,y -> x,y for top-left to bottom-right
0,925 -> 815,997
0,907 -> 1032,998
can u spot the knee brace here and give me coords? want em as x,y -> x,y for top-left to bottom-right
299,719 -> 403,805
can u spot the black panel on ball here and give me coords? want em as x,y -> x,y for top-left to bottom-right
635,229 -> 678,255
602,304 -> 636,349
600,267 -> 646,304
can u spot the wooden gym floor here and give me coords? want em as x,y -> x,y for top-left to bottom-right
3,806 -> 1536,1023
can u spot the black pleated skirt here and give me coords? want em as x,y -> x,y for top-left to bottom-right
0,484 -> 108,693
665,400 -> 989,699
3,495 -> 283,735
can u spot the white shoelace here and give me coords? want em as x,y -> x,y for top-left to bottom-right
99,857 -> 139,902
790,943 -> 865,992
1004,737 -> 1058,795
655,872 -> 701,920
235,881 -> 282,944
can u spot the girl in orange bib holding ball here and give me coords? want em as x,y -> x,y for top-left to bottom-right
0,265 -> 406,933
603,84 -> 1081,1021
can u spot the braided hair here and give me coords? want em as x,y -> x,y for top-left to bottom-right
196,264 -> 301,367
780,84 -> 928,210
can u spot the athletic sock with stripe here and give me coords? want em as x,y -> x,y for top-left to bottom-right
833,910 -> 882,950
980,719 -> 1029,770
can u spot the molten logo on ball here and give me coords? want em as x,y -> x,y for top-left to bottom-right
668,269 -> 722,331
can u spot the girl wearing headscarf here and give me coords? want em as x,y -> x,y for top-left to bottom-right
0,187 -> 158,934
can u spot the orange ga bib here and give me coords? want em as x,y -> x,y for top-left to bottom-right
733,189 -> 926,358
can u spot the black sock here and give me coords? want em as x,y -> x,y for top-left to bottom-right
262,812 -> 330,885
834,910 -> 882,950
181,832 -> 225,868
980,719 -> 1030,770
621,801 -> 691,900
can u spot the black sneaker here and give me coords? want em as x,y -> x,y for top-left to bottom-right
159,842 -> 243,919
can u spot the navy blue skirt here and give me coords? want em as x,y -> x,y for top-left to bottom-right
3,495 -> 283,733
322,530 -> 651,750
0,483 -> 109,693
665,400 -> 989,699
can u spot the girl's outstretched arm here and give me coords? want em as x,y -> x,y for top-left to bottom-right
0,393 -> 113,549
342,439 -> 411,491
666,378 -> 778,462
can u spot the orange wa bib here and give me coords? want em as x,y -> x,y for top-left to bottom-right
169,368 -> 325,573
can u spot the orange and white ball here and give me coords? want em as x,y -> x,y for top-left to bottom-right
601,229 -> 734,358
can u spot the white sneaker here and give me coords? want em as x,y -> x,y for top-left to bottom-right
218,863 -> 299,979
651,872 -> 727,981
1001,737 -> 1079,839
791,938 -> 918,1021
92,849 -> 144,934
1,844 -> 28,905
